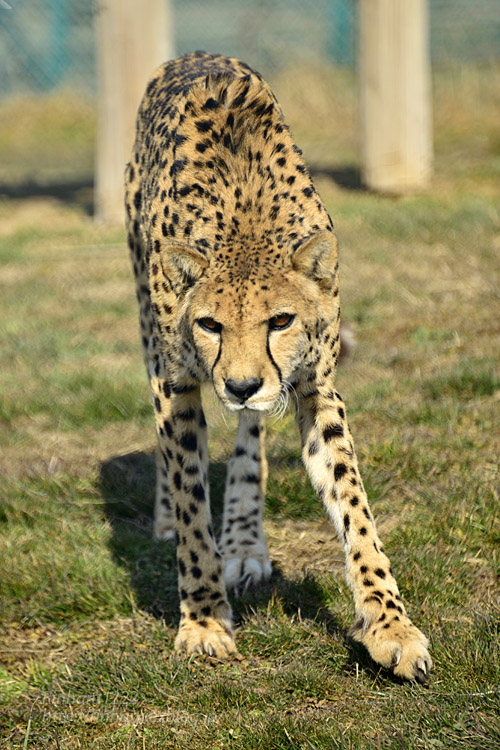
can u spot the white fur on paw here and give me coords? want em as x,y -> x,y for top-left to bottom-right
154,520 -> 176,541
224,555 -> 272,594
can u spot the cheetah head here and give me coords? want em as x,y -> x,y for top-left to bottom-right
155,231 -> 339,413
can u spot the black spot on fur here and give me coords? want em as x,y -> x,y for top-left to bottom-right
323,424 -> 344,442
308,440 -> 319,456
180,432 -> 197,452
334,463 -> 347,481
191,483 -> 205,502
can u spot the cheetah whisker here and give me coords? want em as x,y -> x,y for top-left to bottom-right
284,379 -> 299,410
269,381 -> 294,422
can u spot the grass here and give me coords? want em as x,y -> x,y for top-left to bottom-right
0,90 -> 95,186
1,65 -> 500,748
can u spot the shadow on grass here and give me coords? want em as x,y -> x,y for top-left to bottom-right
99,450 -> 344,635
310,164 -> 365,191
0,164 -> 365,219
0,177 -> 94,215
99,449 -> 392,679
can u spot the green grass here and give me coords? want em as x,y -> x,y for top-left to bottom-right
0,91 -> 95,184
1,66 -> 500,749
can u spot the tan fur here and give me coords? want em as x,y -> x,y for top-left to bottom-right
125,52 -> 431,682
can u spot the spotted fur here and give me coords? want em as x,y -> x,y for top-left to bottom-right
125,51 -> 431,681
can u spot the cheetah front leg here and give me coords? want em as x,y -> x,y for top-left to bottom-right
297,392 -> 432,683
149,365 -> 236,658
219,411 -> 272,593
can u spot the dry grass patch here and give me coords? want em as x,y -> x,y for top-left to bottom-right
264,516 -> 398,581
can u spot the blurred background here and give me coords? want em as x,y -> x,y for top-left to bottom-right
0,0 -> 499,212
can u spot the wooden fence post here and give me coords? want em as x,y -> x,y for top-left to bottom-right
95,0 -> 174,223
359,0 -> 432,193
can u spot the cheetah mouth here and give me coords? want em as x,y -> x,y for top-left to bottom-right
217,389 -> 291,417
220,398 -> 279,414
214,379 -> 293,416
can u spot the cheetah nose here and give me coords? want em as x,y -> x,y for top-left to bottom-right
225,377 -> 263,402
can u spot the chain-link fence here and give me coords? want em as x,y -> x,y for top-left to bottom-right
0,0 -> 357,98
0,0 -> 95,96
0,0 -> 499,191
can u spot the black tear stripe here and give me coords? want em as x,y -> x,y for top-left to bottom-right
211,331 -> 223,382
266,333 -> 282,384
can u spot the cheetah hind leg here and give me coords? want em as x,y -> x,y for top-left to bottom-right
127,245 -> 174,542
153,444 -> 176,540
219,411 -> 272,594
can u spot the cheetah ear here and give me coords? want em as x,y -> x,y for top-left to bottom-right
292,231 -> 338,291
159,244 -> 209,292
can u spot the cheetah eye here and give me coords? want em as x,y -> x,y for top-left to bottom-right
269,313 -> 295,331
197,317 -> 222,333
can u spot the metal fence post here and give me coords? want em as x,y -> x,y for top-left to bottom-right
95,0 -> 174,224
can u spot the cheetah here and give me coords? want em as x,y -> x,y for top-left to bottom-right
125,51 -> 431,682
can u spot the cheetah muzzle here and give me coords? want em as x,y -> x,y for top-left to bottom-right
125,51 -> 432,683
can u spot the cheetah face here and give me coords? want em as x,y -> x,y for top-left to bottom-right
184,232 -> 339,413
154,231 -> 339,413
189,273 -> 319,412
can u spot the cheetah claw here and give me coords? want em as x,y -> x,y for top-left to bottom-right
350,615 -> 432,683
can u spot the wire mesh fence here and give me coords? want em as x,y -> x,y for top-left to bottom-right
0,0 -> 95,96
0,0 -> 499,191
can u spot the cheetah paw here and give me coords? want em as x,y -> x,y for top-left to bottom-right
223,553 -> 272,595
175,616 -> 237,658
350,615 -> 432,683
